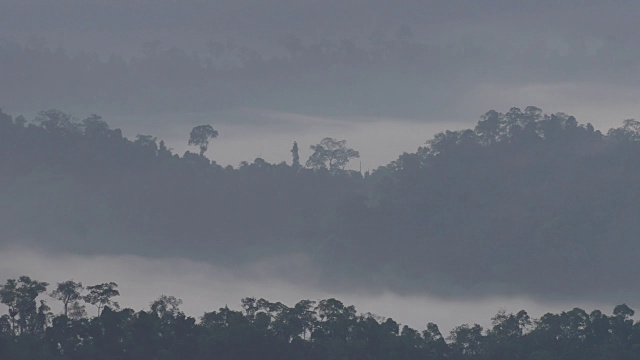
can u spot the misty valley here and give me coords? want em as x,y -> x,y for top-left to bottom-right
1,107 -> 639,296
3,1 -> 640,359
2,106 -> 640,359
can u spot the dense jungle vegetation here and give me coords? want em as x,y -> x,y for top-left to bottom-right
2,107 -> 640,297
1,276 -> 640,360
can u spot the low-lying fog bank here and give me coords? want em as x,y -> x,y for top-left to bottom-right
0,247 -> 627,333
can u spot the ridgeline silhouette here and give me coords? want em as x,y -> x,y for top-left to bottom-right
1,106 -> 640,298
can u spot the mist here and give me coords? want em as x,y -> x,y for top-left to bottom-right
101,81 -> 639,169
2,1 -> 640,358
0,246 -> 619,335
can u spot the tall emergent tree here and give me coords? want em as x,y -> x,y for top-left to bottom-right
150,295 -> 183,318
291,141 -> 301,169
84,282 -> 120,316
306,137 -> 359,172
0,276 -> 49,335
188,124 -> 219,156
50,280 -> 84,318
0,279 -> 19,334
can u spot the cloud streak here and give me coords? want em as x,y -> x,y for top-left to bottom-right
0,247 -> 621,334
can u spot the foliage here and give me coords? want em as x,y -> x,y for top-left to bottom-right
49,281 -> 84,318
2,275 -> 640,360
291,141 -> 300,169
84,283 -> 120,316
306,137 -> 360,172
2,106 -> 640,298
188,124 -> 218,156
0,276 -> 49,335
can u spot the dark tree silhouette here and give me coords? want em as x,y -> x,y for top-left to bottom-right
49,280 -> 83,318
1,274 -> 640,360
291,141 -> 300,169
84,282 -> 120,316
188,124 -> 219,156
306,137 -> 360,172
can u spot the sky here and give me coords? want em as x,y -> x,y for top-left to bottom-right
1,0 -> 639,325
1,0 -> 639,169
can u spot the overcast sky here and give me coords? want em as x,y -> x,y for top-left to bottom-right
1,0 -> 639,321
1,1 -> 639,168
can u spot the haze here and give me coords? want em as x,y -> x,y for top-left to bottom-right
1,0 -> 640,338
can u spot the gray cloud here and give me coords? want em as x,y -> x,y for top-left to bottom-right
2,1 -> 638,38
1,1 -> 639,165
2,0 -> 639,128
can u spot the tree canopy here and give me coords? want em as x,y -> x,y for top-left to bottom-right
1,106 -> 640,299
1,274 -> 640,360
306,137 -> 360,172
188,124 -> 218,156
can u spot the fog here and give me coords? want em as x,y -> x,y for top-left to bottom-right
0,246 -> 620,334
101,81 -> 640,169
2,0 -> 640,339
104,111 -> 466,170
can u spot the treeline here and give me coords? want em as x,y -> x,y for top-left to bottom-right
1,275 -> 640,360
0,108 -> 363,264
2,107 -> 640,297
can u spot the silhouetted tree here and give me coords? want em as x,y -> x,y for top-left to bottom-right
49,280 -> 84,318
34,109 -> 79,133
291,141 -> 301,169
306,137 -> 359,172
150,295 -> 183,318
2,274 -> 640,360
188,124 -> 219,156
84,282 -> 120,316
0,276 -> 49,335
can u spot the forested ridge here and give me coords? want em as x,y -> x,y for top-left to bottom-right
1,106 -> 640,297
1,275 -> 640,360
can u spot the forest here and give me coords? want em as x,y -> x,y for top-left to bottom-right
1,275 -> 640,360
1,106 -> 640,298
4,3 -> 640,359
